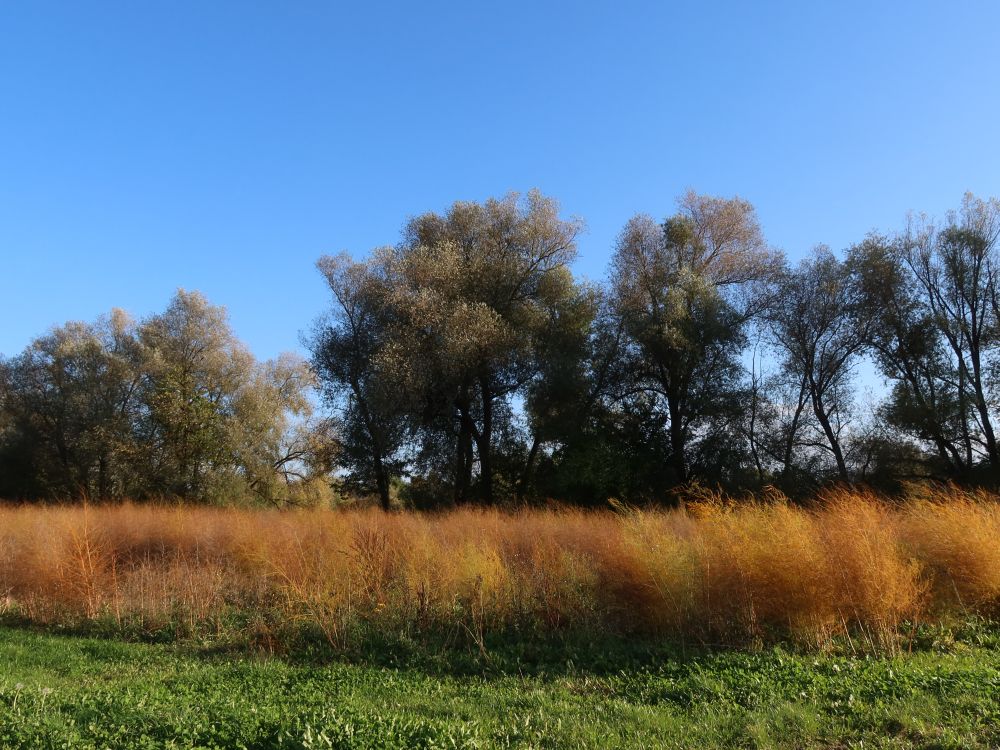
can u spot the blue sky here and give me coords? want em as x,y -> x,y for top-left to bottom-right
2,1 -> 998,361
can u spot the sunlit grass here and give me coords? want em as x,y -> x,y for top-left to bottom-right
1,486 -> 999,652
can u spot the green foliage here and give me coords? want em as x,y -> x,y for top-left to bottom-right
2,625 -> 1000,748
311,190 -> 587,507
7,191 -> 1000,505
0,291 -> 329,504
603,193 -> 782,490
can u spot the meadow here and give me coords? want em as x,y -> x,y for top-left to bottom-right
2,486 -> 1000,653
2,624 -> 1000,749
3,487 -> 1000,747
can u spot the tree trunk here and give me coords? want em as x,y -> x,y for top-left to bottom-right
746,381 -> 765,484
517,434 -> 541,502
351,377 -> 392,511
667,395 -> 687,485
373,459 -> 392,512
958,368 -> 974,467
477,375 -> 494,505
454,385 -> 475,505
809,376 -> 849,481
98,453 -> 109,500
900,365 -> 964,476
454,422 -> 473,505
780,376 -> 809,483
969,349 -> 999,464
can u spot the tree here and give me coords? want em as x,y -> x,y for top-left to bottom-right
767,248 -> 865,482
310,253 -> 407,510
311,191 -> 587,507
138,290 -> 325,504
227,353 -> 334,506
903,194 -> 1000,473
382,190 -> 584,504
0,311 -> 143,499
529,295 -> 677,504
849,235 -> 970,479
137,290 -> 256,498
607,191 -> 783,487
0,290 -> 326,504
518,281 -> 600,501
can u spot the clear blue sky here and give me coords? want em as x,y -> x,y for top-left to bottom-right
2,1 -> 998,361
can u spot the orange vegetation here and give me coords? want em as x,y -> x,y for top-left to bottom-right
1,487 -> 999,651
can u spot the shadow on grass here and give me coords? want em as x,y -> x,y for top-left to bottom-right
3,610 -> 999,680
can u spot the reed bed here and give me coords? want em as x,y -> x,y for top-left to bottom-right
1,487 -> 999,651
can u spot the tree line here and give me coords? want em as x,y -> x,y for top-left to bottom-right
2,190 -> 999,506
0,292 -> 336,504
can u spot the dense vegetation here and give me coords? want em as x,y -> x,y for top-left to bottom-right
2,190 -> 1000,506
0,489 -> 998,653
3,488 -> 1000,747
0,291 -> 336,505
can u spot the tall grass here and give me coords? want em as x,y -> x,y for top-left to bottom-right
1,487 -> 999,652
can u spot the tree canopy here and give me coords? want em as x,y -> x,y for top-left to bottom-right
0,290 -> 332,505
4,191 -> 1000,506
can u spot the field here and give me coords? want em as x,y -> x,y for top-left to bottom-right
3,487 -> 1000,747
3,487 -> 1000,651
2,625 -> 1000,749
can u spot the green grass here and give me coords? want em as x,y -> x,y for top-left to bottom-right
1,626 -> 1000,749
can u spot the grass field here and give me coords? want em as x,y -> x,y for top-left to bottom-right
4,489 -> 1000,746
2,624 -> 1000,749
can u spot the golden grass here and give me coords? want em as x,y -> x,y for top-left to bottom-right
1,487 -> 999,651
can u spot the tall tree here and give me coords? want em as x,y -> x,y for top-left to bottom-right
767,248 -> 865,482
0,290 -> 326,504
904,194 -> 1000,472
310,253 -> 406,510
383,190 -> 584,504
0,312 -> 143,499
138,290 -> 255,498
849,235 -> 970,478
518,282 -> 600,501
311,191 -> 585,506
608,191 -> 783,486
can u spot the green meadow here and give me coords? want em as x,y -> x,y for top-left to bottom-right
1,625 -> 999,749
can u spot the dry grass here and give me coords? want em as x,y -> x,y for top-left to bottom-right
1,487 -> 999,651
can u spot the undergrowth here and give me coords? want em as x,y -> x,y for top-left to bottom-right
2,486 -> 1000,655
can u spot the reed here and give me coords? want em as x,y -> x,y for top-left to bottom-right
0,488 -> 998,651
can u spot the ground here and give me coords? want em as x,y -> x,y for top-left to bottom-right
1,626 -> 999,749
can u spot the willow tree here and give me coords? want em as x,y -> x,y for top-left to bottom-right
310,253 -> 407,510
137,290 -> 257,498
226,352 -> 332,506
0,290 -> 323,503
0,310 -> 143,499
904,194 -> 1000,472
312,190 -> 585,505
390,191 -> 583,504
849,235 -> 970,478
608,191 -> 783,486
767,248 -> 866,482
137,290 -> 326,504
